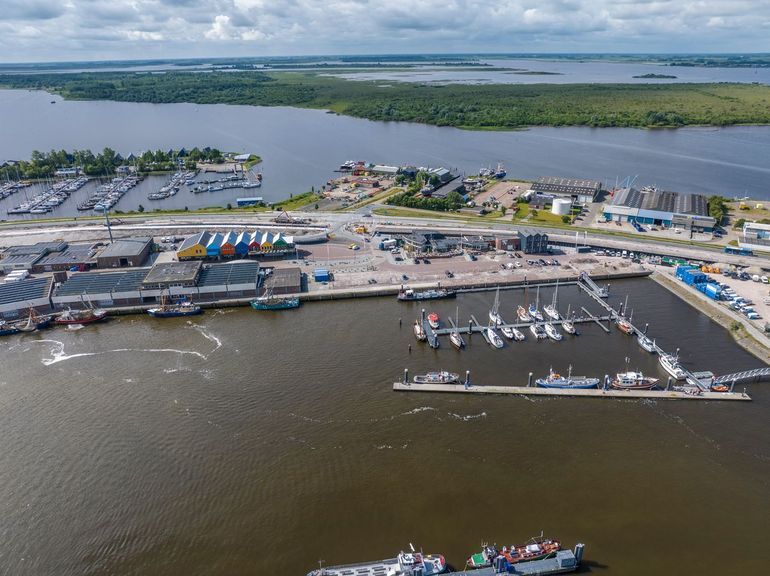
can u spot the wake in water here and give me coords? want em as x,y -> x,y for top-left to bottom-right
188,322 -> 223,352
34,339 -> 208,366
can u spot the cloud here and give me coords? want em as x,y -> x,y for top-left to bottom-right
0,1 -> 769,62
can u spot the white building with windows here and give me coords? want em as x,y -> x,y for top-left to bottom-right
739,221 -> 770,252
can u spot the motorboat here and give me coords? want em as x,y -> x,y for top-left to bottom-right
637,334 -> 656,353
427,313 -> 440,329
659,353 -> 687,380
611,371 -> 658,390
511,327 -> 526,341
529,323 -> 547,340
413,371 -> 460,384
536,368 -> 599,389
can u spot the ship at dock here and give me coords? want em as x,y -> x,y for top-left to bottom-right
467,535 -> 561,569
536,368 -> 599,389
54,307 -> 108,325
413,371 -> 459,384
398,287 -> 456,301
147,295 -> 202,318
308,548 -> 446,576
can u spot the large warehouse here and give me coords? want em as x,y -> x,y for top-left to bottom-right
530,177 -> 602,205
602,187 -> 716,232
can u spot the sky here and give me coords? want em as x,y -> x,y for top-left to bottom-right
1,0 -> 769,63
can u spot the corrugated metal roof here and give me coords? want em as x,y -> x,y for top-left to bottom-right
0,277 -> 51,306
178,232 -> 210,252
97,237 -> 152,258
610,187 -> 710,216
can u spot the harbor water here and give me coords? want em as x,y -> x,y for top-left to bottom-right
0,278 -> 768,575
2,89 -> 770,222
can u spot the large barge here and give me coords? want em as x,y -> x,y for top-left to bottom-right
398,287 -> 457,301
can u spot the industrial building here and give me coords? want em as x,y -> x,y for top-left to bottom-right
739,222 -> 770,252
401,230 -> 548,254
0,241 -> 69,274
517,230 -> 549,254
530,177 -> 602,205
96,237 -> 153,268
52,261 -> 263,309
602,187 -> 716,232
32,244 -> 96,273
0,277 -> 53,318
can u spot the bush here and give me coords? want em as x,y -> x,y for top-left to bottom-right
561,215 -> 571,223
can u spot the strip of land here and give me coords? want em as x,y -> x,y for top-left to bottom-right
3,71 -> 770,129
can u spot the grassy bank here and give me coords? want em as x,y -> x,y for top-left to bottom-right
3,71 -> 770,129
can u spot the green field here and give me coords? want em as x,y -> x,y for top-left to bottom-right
3,71 -> 770,129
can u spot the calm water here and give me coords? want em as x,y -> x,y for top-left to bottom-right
0,279 -> 768,575
332,57 -> 770,85
2,89 -> 770,221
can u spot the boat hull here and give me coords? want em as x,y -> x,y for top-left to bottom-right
250,297 -> 300,310
398,290 -> 456,301
54,311 -> 107,325
148,308 -> 203,317
537,379 -> 599,389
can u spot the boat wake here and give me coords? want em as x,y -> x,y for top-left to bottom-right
188,323 -> 223,353
448,411 -> 487,421
35,339 -> 208,366
400,406 -> 437,416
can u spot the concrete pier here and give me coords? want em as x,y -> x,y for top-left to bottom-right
393,381 -> 751,401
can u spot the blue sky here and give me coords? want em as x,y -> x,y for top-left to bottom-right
1,0 -> 768,62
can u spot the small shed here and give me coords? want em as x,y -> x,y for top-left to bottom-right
234,232 -> 250,256
248,231 -> 262,253
206,233 -> 223,258
314,268 -> 330,282
219,232 -> 237,258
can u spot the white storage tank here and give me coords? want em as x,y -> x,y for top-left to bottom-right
551,198 -> 572,216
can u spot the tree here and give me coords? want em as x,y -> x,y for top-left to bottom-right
562,215 -> 571,223
226,203 -> 232,210
500,206 -> 507,216
138,204 -> 145,212
531,209 -> 539,218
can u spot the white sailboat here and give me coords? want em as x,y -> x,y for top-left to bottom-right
543,280 -> 561,320
489,286 -> 503,326
450,306 -> 465,349
529,286 -> 544,321
483,324 -> 504,348
544,322 -> 563,341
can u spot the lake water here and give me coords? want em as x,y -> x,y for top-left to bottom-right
0,279 -> 768,575
2,89 -> 770,220
330,57 -> 770,85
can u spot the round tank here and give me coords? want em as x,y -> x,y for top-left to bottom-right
551,198 -> 571,216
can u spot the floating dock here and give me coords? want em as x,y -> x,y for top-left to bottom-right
393,381 -> 751,401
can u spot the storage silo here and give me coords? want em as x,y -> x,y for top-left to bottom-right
551,198 -> 571,216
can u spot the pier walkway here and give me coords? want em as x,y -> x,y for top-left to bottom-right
393,381 -> 751,401
714,367 -> 770,386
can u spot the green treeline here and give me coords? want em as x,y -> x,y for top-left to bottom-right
2,71 -> 770,129
0,147 -> 225,180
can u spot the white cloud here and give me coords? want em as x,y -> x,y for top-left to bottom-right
0,0 -> 769,61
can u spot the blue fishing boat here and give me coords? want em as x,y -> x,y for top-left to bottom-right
536,367 -> 599,389
0,320 -> 19,337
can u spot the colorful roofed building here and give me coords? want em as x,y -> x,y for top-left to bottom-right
234,232 -> 250,256
177,232 -> 211,260
220,232 -> 238,257
206,233 -> 224,258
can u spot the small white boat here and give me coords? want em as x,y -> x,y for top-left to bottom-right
512,327 -> 526,341
544,323 -> 563,341
612,371 -> 658,390
543,304 -> 560,321
450,330 -> 465,349
528,304 -> 544,322
489,287 -> 503,326
413,371 -> 460,384
500,325 -> 515,339
659,353 -> 687,380
529,323 -> 547,340
562,319 -> 576,335
516,305 -> 532,322
413,320 -> 426,341
637,334 -> 656,353
483,326 -> 504,348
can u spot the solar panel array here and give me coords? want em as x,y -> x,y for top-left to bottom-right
198,262 -> 259,287
56,269 -> 148,296
0,277 -> 51,306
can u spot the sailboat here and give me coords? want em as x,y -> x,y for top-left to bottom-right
543,280 -> 560,320
251,279 -> 300,310
450,306 -> 465,349
529,286 -> 544,321
147,293 -> 203,318
483,323 -> 504,348
561,304 -> 577,335
489,286 -> 503,326
616,294 -> 634,334
544,322 -> 563,341
15,308 -> 51,332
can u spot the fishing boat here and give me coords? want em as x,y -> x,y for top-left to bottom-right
308,548 -> 447,576
611,371 -> 659,390
637,334 -> 656,353
54,307 -> 108,325
14,309 -> 52,332
483,326 -> 504,348
516,305 -> 532,322
659,353 -> 687,380
543,281 -> 560,320
413,320 -> 427,341
511,327 -> 526,341
427,313 -> 440,329
450,306 -> 465,349
0,320 -> 19,337
494,162 -> 507,179
544,323 -> 562,341
147,298 -> 203,318
467,535 -> 561,569
489,286 -> 503,326
250,283 -> 300,310
529,323 -> 547,340
536,367 -> 599,389
413,371 -> 460,384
